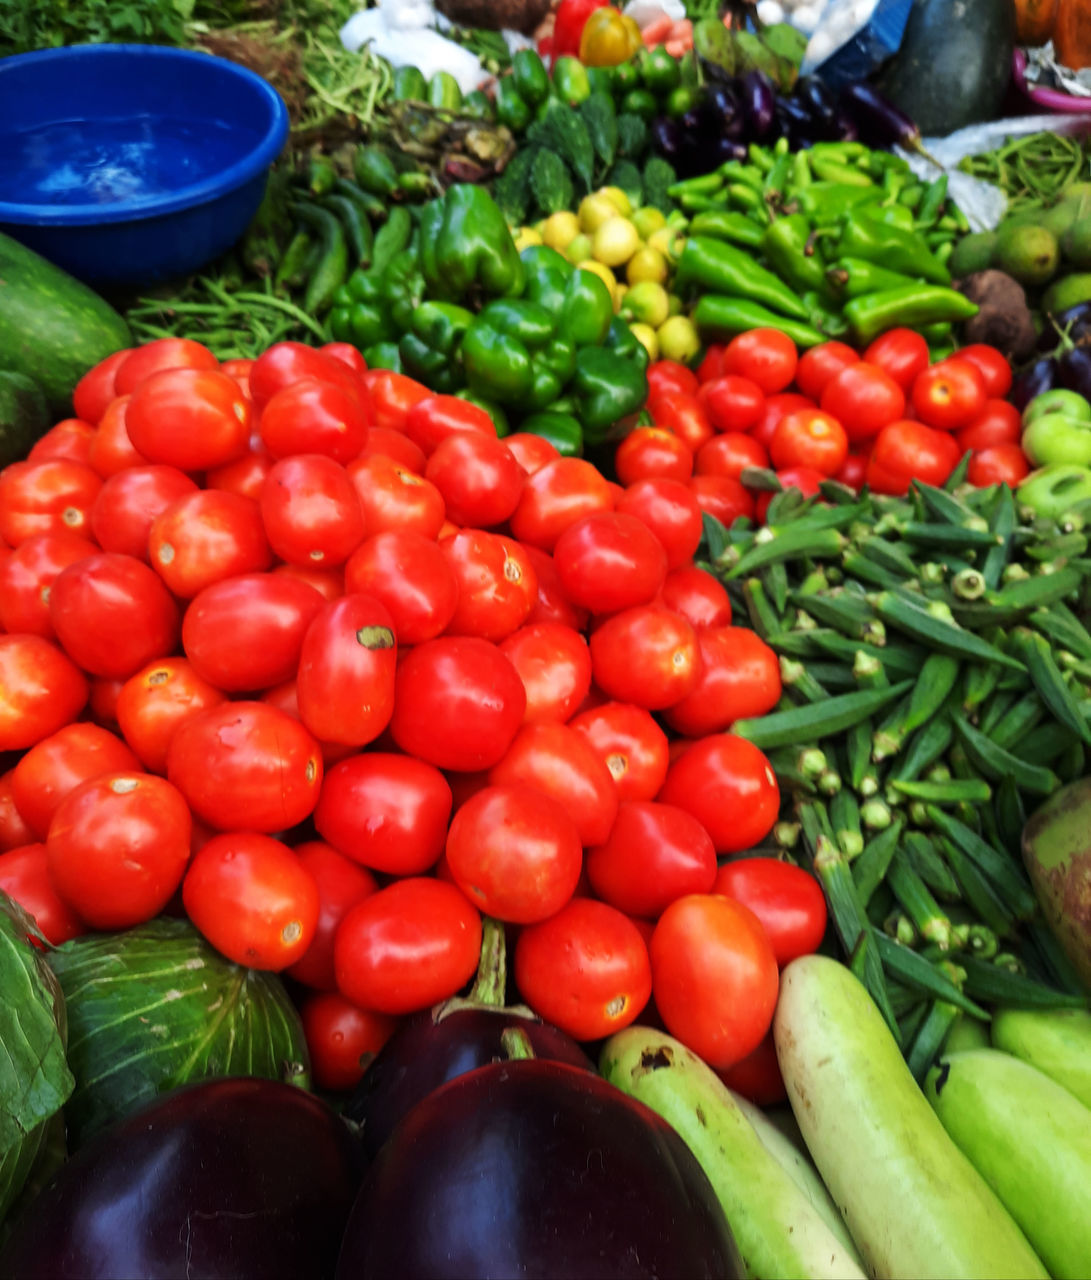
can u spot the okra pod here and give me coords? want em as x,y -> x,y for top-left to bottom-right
889,713 -> 955,783
902,831 -> 961,902
905,998 -> 961,1081
958,955 -> 1090,1010
952,713 -> 1061,797
873,593 -> 1023,670
873,933 -> 988,1018
890,777 -> 991,804
830,787 -> 864,859
1012,628 -> 1091,746
937,837 -> 1014,938
989,690 -> 1046,752
1029,602 -> 1091,661
889,852 -> 954,950
732,680 -> 913,751
742,577 -> 785,640
927,806 -> 1039,921
721,525 -> 845,579
851,818 -> 904,907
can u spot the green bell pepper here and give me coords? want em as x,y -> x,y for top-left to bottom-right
362,342 -> 403,373
602,315 -> 650,373
461,299 -> 576,411
329,270 -> 398,349
571,346 -> 647,444
420,185 -> 526,304
399,301 -> 474,394
562,269 -> 615,348
456,390 -> 510,437
519,411 -> 584,457
379,250 -> 426,335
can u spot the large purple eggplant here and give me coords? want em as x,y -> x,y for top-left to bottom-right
1058,346 -> 1091,400
740,70 -> 778,141
336,1059 -> 745,1280
1010,356 -> 1061,411
0,1078 -> 361,1280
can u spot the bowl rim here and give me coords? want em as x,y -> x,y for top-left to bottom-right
0,43 -> 291,227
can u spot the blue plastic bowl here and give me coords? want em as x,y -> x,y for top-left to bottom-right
0,44 -> 290,288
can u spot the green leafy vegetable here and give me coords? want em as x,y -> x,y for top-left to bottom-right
580,91 -> 619,173
493,146 -> 539,226
606,159 -> 644,207
642,155 -> 678,214
616,112 -> 649,161
528,103 -> 595,195
531,148 -> 576,216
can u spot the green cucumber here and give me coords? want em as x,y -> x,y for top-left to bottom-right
600,1025 -> 866,1280
774,955 -> 1048,1279
925,1049 -> 1091,1280
0,231 -> 130,417
990,1007 -> 1091,1108
0,370 -> 51,466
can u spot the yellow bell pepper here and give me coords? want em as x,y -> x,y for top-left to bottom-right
579,8 -> 643,66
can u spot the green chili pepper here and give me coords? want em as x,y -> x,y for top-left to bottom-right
836,212 -> 952,285
795,182 -> 882,223
694,294 -> 825,348
842,284 -> 978,345
827,257 -> 918,299
869,203 -> 917,232
687,210 -> 765,248
761,214 -> 838,304
354,146 -> 400,198
393,65 -> 428,102
916,175 -> 949,228
811,156 -> 875,187
763,152 -> 792,197
668,171 -> 724,198
322,193 -> 373,269
676,236 -> 810,320
293,203 -> 348,316
719,160 -> 764,191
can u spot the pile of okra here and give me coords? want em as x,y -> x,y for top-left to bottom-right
701,463 -> 1091,1078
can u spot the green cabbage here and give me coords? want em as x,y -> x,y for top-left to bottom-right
50,917 -> 310,1150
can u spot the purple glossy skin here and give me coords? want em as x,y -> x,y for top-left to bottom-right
838,81 -> 920,149
336,1059 -> 746,1280
1058,346 -> 1091,400
0,1078 -> 361,1280
345,1003 -> 593,1161
1036,303 -> 1091,353
741,70 -> 777,140
1011,357 -> 1060,412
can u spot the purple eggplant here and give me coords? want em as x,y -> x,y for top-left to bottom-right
650,115 -> 685,164
1058,346 -> 1091,400
795,76 -> 838,128
0,1078 -> 361,1280
1010,357 -> 1060,412
838,82 -> 924,152
830,107 -> 860,143
1035,301 -> 1091,353
741,69 -> 778,141
776,95 -> 818,148
707,82 -> 747,140
336,1059 -> 745,1280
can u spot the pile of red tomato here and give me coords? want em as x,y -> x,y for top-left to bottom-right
621,327 -> 1025,519
0,336 -> 828,1103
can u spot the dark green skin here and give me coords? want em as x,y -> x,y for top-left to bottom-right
0,370 -> 51,466
0,231 -> 130,417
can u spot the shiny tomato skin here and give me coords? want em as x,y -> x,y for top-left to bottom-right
402,393 -> 496,456
501,431 -> 560,477
750,392 -> 816,453
28,419 -> 96,465
148,489 -> 272,598
862,328 -> 930,391
321,342 -> 368,376
952,344 -> 1012,399
499,622 -> 592,725
717,1028 -> 787,1106
0,636 -> 89,752
513,897 -> 652,1042
273,561 -> 344,601
586,799 -> 717,918
569,702 -> 670,803
115,657 -> 227,774
522,544 -> 589,632
651,893 -> 779,1069
444,783 -> 583,924
770,409 -> 849,476
300,991 -> 397,1092
260,454 -> 367,568
0,770 -> 35,852
334,876 -> 482,1015
73,348 -> 132,424
0,532 -> 98,638
712,857 -> 828,967
688,474 -> 755,527
614,478 -> 703,572
648,390 -> 714,453
868,419 -> 958,492
794,342 -> 859,403
166,700 -> 323,832
589,604 -> 700,710
87,394 -> 147,478
46,771 -> 192,929
0,841 -> 85,945
697,375 -> 765,433
967,443 -> 1030,488
664,626 -> 782,737
613,427 -> 694,487
358,426 -> 427,474
11,722 -> 140,839
183,830 -> 320,970
286,841 -> 379,991
113,337 -> 217,395
125,367 -> 251,471
347,454 -> 446,540
247,341 -> 364,412
910,357 -> 988,430
424,432 -> 524,528
657,734 -> 779,855
90,465 -> 199,561
50,552 -> 181,680
834,451 -> 869,490
955,399 -> 1022,454
343,530 -> 457,646
658,566 -> 732,630
819,363 -> 905,444
553,511 -> 668,616
258,377 -> 369,463
721,328 -> 797,394
361,370 -> 431,433
646,358 -> 698,399
0,459 -> 102,547
441,530 -> 537,642
695,432 -> 769,481
205,446 -> 274,501
509,457 -> 615,552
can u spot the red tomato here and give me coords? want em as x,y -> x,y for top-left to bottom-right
441,530 -> 537,642
503,431 -> 560,477
87,677 -> 123,726
819,363 -> 905,443
868,420 -> 959,493
712,857 -> 827,967
0,459 -> 102,546
717,1028 -> 787,1106
953,344 -> 1012,399
614,427 -> 694,486
347,454 -> 446,540
754,466 -> 826,524
499,622 -> 592,724
73,348 -> 132,424
258,679 -> 355,770
314,753 -> 452,876
50,551 -> 180,680
696,343 -> 727,382
0,532 -> 98,638
657,734 -> 779,854
688,474 -> 755,526
205,446 -> 274,502
445,783 -> 582,923
287,841 -> 379,991
219,357 -> 254,396
648,391 -> 714,453
166,700 -> 323,832
273,562 -> 343,601
424,431 -> 524,528
47,771 -> 191,928
361,370 -> 431,432
863,328 -> 930,391
509,457 -> 614,552
115,657 -> 227,774
589,604 -> 700,709
955,399 -> 1022,454
182,572 -> 325,693
260,454 -> 366,568
646,359 -> 698,400
90,465 -> 199,561
403,394 -> 496,456
28,419 -> 96,465
183,831 -> 320,970
258,377 -> 369,463
586,799 -> 717,918
321,342 -> 367,376
0,635 -> 88,751
650,893 -> 779,1068
569,701 -> 670,802
87,394 -> 147,478
489,721 -> 618,847
296,594 -> 398,746
967,443 -> 1030,488
513,897 -> 652,1041
114,337 -> 217,395
794,341 -> 860,402
390,636 -> 526,772
522,543 -> 590,632
614,478 -> 703,571
658,565 -> 732,630
664,626 -> 782,737
344,530 -> 458,645
751,392 -> 816,453
247,342 -> 364,413
695,432 -> 769,480
148,489 -> 272,598
0,842 -> 84,945
721,329 -> 797,394
0,770 -> 35,852
697,375 -> 765,433
834,451 -> 869,490
125,368 -> 251,471
553,511 -> 668,615
770,408 -> 849,476
358,426 -> 427,474
300,991 -> 397,1092
11,722 -> 139,839
334,877 -> 481,1014
910,358 -> 988,430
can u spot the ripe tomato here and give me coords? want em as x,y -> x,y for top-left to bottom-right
321,342 -> 367,375
148,489 -> 272,598
513,897 -> 652,1042
658,565 -> 732,630
390,636 -> 526,772
967,443 -> 1030,488
509,457 -> 614,552
258,377 -> 369,463
0,532 -> 98,638
721,329 -> 797,394
183,831 -> 320,970
0,770 -> 35,852
695,432 -> 769,481
205,446 -> 274,501
287,841 -> 379,991
115,657 -> 227,774
503,431 -> 560,477
650,893 -> 779,1068
657,734 -> 779,854
569,701 -> 669,802
910,358 -> 987,430
260,454 -> 366,568
11,722 -> 139,839
614,478 -> 703,571
424,432 -> 524,528
0,842 -> 84,945
953,344 -> 1012,399
113,337 -> 217,395
863,328 -> 929,391
750,392 -> 816,453
553,511 -> 668,616
300,991 -> 397,1092
247,341 -> 364,412
867,420 -> 959,493
754,466 -> 826,524
47,771 -> 191,929
648,391 -> 714,452
586,799 -> 717,918
717,1029 -> 787,1106
347,454 -> 446,540
358,426 -> 427,474
688,474 -> 755,527
614,427 -> 694,486
182,572 -> 325,693
0,635 -> 88,751
646,358 -> 698,399
362,370 -> 432,432
712,857 -> 827,967
125,368 -> 251,471
819,363 -> 905,443
664,626 -> 782,737
499,622 -> 592,724
90,465 -> 199,560
314,753 -> 452,876
445,783 -> 582,924
344,530 -> 458,645
219,357 -> 253,396
770,408 -> 849,476
73,348 -> 132,424
402,393 -> 496,456
441,530 -> 537,642
794,342 -> 859,403
834,451 -> 869,490
697,375 -> 765,433
167,700 -> 323,832
489,721 -> 618,847
87,394 -> 147,478
0,459 -> 102,546
955,399 -> 1022,454
522,544 -> 589,632
50,552 -> 180,680
589,604 -> 700,709
273,561 -> 343,601
334,876 -> 482,1014
696,343 -> 727,382
28,418 -> 96,465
